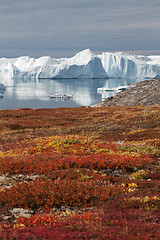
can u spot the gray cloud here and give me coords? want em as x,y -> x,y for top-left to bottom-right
0,0 -> 160,57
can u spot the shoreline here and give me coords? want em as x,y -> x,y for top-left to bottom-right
92,78 -> 160,107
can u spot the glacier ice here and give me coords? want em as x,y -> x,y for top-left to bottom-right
99,52 -> 160,79
97,85 -> 129,92
0,49 -> 160,83
0,49 -> 107,81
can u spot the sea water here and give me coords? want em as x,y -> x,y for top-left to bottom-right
0,78 -> 142,109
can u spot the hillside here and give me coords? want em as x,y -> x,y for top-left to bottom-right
0,106 -> 159,239
93,78 -> 160,107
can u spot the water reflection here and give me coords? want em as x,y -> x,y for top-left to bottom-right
0,89 -> 5,98
0,84 -> 6,98
0,78 -> 140,109
97,78 -> 139,100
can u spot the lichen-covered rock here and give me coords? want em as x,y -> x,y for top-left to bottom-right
93,79 -> 160,107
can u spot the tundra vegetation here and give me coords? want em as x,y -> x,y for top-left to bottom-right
0,106 -> 159,239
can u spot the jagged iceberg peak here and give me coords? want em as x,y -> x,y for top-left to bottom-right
68,49 -> 97,65
0,49 -> 160,81
0,49 -> 108,80
13,56 -> 59,71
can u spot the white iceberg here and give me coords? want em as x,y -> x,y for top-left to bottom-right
97,87 -> 115,92
97,85 -> 129,92
0,49 -> 160,82
49,94 -> 73,101
99,52 -> 160,79
0,49 -> 108,80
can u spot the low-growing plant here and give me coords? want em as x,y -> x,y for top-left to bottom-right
0,106 -> 159,239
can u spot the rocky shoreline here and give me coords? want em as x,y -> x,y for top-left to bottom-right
92,78 -> 160,107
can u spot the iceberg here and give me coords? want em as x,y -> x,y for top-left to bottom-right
97,85 -> 129,92
99,52 -> 160,79
0,49 -> 160,82
0,49 -> 108,80
49,94 -> 73,100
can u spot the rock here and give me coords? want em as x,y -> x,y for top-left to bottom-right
10,208 -> 33,219
92,79 -> 160,107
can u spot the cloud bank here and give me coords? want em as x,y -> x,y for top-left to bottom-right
0,0 -> 160,57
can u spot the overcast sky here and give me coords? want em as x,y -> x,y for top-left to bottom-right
1,0 -> 160,58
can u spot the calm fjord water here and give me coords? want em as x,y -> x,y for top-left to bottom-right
0,78 -> 142,109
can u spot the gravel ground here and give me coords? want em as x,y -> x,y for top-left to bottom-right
92,78 -> 160,107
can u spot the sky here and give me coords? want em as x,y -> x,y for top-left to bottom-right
0,0 -> 160,58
